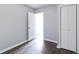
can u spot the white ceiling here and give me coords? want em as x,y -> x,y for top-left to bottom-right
27,4 -> 49,9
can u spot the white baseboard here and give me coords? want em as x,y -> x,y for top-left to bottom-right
57,44 -> 61,48
44,39 -> 60,49
44,39 -> 58,44
0,40 -> 27,54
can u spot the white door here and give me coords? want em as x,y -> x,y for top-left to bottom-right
28,12 -> 36,40
61,5 -> 76,52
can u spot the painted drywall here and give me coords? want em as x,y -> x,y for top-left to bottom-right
0,4 -> 34,51
35,5 -> 59,42
77,5 -> 79,53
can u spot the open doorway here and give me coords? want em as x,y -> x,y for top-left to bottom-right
35,12 -> 44,40
28,12 -> 44,42
35,12 -> 44,46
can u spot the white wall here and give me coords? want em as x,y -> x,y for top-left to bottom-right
36,5 -> 59,43
77,5 -> 79,53
0,4 -> 34,52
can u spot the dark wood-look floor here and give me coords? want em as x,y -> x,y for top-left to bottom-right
2,37 -> 76,54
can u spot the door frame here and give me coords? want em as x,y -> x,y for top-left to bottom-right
59,4 -> 77,52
